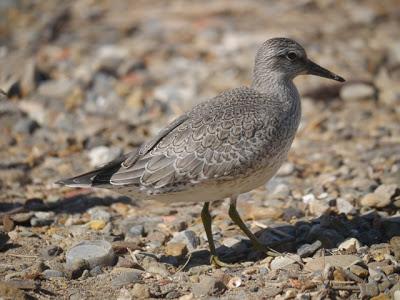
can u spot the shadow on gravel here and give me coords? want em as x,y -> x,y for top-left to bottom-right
179,211 -> 400,269
52,194 -> 134,214
0,194 -> 134,217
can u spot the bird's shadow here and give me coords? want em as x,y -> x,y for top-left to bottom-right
0,193 -> 134,216
165,210 -> 400,270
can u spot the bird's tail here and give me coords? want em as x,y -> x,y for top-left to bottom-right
55,156 -> 126,188
55,169 -> 105,188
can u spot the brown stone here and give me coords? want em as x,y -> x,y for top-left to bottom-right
2,215 -> 14,232
165,242 -> 187,257
349,265 -> 369,278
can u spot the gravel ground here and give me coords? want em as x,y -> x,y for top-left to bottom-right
1,0 -> 400,299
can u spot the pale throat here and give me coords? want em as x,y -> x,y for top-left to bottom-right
251,70 -> 300,110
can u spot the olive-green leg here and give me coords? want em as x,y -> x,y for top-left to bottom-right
201,202 -> 235,267
228,197 -> 280,257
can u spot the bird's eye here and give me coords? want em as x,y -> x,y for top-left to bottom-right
286,52 -> 297,61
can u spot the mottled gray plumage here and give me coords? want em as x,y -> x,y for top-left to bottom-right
57,38 -> 344,205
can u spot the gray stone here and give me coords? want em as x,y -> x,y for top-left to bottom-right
112,270 -> 142,287
269,183 -> 290,199
141,256 -> 169,277
359,282 -> 379,298
69,292 -> 84,300
38,79 -> 75,99
270,255 -> 298,270
390,236 -> 400,259
95,44 -> 128,73
360,184 -> 399,208
308,198 -> 330,216
297,240 -> 322,258
131,283 -> 151,299
305,255 -> 361,272
66,240 -> 115,269
30,212 -> 55,227
42,269 -> 65,279
349,265 -> 368,278
340,83 -> 376,101
127,225 -> 144,238
65,259 -> 88,280
10,212 -> 33,223
88,207 -> 111,222
338,238 -> 361,252
336,198 -> 355,215
276,162 -> 294,176
89,266 -> 102,277
13,118 -> 39,134
192,276 -> 226,298
40,245 -> 63,259
84,73 -> 124,116
168,230 -> 199,252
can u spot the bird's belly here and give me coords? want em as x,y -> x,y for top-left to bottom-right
133,153 -> 287,204
115,140 -> 292,204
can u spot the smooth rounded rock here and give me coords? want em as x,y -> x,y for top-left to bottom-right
340,83 -> 376,101
66,240 -> 115,269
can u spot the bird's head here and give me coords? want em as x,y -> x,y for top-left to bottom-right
254,37 -> 345,82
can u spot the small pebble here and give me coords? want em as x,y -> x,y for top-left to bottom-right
336,197 -> 355,214
349,265 -> 369,278
338,238 -> 361,253
88,207 -> 111,222
169,230 -> 199,252
88,220 -> 107,231
270,255 -> 297,270
390,236 -> 400,259
192,276 -> 226,297
276,162 -> 294,176
340,83 -> 376,101
370,243 -> 391,262
30,212 -> 55,227
13,118 -> 39,134
40,245 -> 63,259
360,184 -> 398,208
66,240 -> 115,269
89,266 -> 103,277
308,198 -> 330,216
165,242 -> 187,257
359,282 -> 379,298
227,276 -> 242,289
112,270 -> 142,287
297,240 -> 322,258
127,225 -> 144,238
131,283 -> 151,299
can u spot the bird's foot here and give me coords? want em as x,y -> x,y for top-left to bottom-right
210,255 -> 236,268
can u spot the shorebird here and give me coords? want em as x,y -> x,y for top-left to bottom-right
57,38 -> 345,267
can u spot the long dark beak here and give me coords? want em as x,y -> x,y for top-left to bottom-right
306,59 -> 345,82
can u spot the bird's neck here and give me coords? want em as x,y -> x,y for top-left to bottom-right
251,72 -> 300,110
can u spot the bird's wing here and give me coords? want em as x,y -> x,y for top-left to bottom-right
109,88 -> 277,193
56,113 -> 189,187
